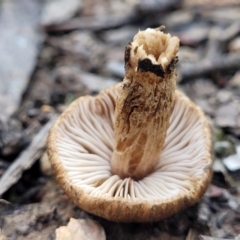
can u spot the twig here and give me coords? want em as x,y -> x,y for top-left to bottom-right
0,116 -> 57,197
199,235 -> 240,240
136,0 -> 181,13
44,11 -> 137,32
218,21 -> 240,42
185,228 -> 199,240
44,0 -> 181,33
179,22 -> 240,81
179,52 -> 240,81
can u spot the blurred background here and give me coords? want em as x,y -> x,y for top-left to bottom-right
1,0 -> 240,239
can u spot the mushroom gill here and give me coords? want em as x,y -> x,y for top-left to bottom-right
54,86 -> 211,200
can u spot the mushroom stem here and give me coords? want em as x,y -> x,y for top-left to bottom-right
111,27 -> 180,180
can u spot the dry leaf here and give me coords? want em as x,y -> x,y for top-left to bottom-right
55,218 -> 106,240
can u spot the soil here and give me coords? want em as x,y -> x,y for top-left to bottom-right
1,0 -> 240,239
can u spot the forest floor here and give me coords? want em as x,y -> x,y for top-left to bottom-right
1,0 -> 240,239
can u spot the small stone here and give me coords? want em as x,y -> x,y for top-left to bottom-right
174,23 -> 209,45
228,198 -> 239,210
223,146 -> 240,171
41,0 -> 82,25
178,46 -> 200,62
216,90 -> 233,104
208,96 -> 218,107
215,102 -> 239,128
228,71 -> 240,88
16,223 -> 30,235
41,105 -> 54,113
194,98 -> 215,116
27,108 -> 40,118
106,60 -> 124,78
80,72 -> 118,93
163,10 -> 194,28
0,130 -> 30,157
102,26 -> 136,44
198,202 -> 211,223
192,79 -> 217,98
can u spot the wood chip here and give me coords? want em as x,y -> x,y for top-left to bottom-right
41,0 -> 82,25
1,202 -> 57,238
185,228 -> 199,240
0,116 -> 57,196
55,218 -> 106,240
0,0 -> 43,123
45,11 -> 136,32
183,0 -> 240,7
199,235 -> 235,240
80,72 -> 118,92
180,53 -> 240,80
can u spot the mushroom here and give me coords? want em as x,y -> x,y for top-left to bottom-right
48,27 -> 212,222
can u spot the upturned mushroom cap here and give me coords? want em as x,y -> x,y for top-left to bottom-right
48,27 -> 212,222
48,85 -> 212,222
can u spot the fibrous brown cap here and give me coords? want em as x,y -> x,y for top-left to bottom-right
48,84 -> 212,222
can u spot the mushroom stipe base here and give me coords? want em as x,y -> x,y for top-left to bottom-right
48,85 -> 212,222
